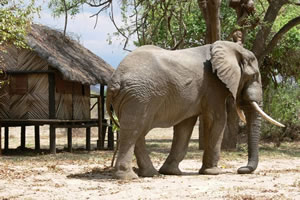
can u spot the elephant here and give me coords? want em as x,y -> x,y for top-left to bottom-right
106,41 -> 284,179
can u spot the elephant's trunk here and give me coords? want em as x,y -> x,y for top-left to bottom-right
237,103 -> 262,174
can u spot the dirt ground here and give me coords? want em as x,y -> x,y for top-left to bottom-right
0,125 -> 300,200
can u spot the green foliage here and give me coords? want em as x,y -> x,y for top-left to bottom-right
112,114 -> 119,132
48,0 -> 85,18
0,0 -> 39,48
220,1 -> 237,40
48,0 -> 300,142
117,0 -> 206,49
0,0 -> 39,88
267,4 -> 300,83
244,1 -> 300,87
262,80 -> 300,143
0,68 -> 8,88
47,1 -> 300,84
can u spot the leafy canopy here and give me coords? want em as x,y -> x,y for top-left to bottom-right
47,0 -> 300,84
0,0 -> 39,49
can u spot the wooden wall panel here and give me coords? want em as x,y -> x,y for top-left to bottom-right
72,95 -> 90,120
0,86 -> 10,119
0,46 -> 18,71
56,75 -> 72,94
55,93 -> 72,120
27,74 -> 49,119
73,84 -> 90,120
18,49 -> 49,71
0,47 -> 48,71
0,47 -> 93,120
55,74 -> 72,119
9,75 -> 28,95
84,85 -> 90,97
10,94 -> 28,119
9,73 -> 29,119
3,74 -> 49,119
0,47 -> 50,119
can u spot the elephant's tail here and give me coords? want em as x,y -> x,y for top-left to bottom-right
106,82 -> 120,129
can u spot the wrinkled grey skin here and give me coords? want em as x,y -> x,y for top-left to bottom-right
106,41 -> 262,179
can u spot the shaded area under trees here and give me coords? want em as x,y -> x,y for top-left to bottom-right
48,0 -> 300,146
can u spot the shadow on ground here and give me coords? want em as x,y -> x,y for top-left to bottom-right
66,166 -> 209,181
1,147 -> 98,156
67,167 -> 114,180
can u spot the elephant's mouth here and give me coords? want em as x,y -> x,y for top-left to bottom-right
236,105 -> 246,123
237,102 -> 285,127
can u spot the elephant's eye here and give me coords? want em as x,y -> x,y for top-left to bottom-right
252,73 -> 259,81
240,59 -> 247,68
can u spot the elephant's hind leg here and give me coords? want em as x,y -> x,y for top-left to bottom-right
114,128 -> 139,179
159,116 -> 198,175
114,102 -> 154,179
135,135 -> 159,177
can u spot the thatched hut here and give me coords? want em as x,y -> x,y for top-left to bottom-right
0,24 -> 115,154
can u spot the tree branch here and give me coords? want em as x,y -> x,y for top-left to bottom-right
229,0 -> 257,45
263,16 -> 300,59
171,7 -> 187,50
288,0 -> 300,6
133,0 -> 141,45
251,0 -> 289,63
109,3 -> 132,52
62,0 -> 68,36
89,1 -> 112,28
86,0 -> 112,7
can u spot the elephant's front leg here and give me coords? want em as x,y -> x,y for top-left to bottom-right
134,135 -> 159,177
159,116 -> 198,175
114,128 -> 139,179
199,110 -> 227,175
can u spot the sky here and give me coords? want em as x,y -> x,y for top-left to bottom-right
34,1 -> 131,68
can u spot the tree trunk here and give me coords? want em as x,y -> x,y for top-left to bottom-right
198,0 -> 238,150
198,0 -> 222,43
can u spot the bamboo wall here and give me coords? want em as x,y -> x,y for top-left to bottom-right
0,47 -> 49,119
0,46 -> 91,120
0,86 -> 10,118
9,74 -> 49,119
55,74 -> 72,119
72,83 -> 90,120
55,75 -> 90,120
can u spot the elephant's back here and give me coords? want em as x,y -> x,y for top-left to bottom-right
113,45 -> 212,102
116,44 -> 211,82
114,45 -> 212,126
115,46 -> 171,96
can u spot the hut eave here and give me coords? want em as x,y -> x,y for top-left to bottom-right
26,24 -> 114,85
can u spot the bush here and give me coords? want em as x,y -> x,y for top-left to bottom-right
262,80 -> 300,145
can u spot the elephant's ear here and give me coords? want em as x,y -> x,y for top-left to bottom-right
211,41 -> 243,100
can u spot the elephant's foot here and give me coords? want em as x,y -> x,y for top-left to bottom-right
114,169 -> 138,180
138,167 -> 160,177
199,167 -> 222,175
237,166 -> 255,174
159,163 -> 182,175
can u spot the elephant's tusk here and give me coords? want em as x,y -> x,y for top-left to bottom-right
236,106 -> 247,124
251,102 -> 285,127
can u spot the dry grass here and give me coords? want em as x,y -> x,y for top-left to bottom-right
2,126 -> 300,165
1,126 -> 300,199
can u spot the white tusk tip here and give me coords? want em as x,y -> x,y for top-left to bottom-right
250,101 -> 285,128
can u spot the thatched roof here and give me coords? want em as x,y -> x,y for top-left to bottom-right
26,24 -> 114,85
